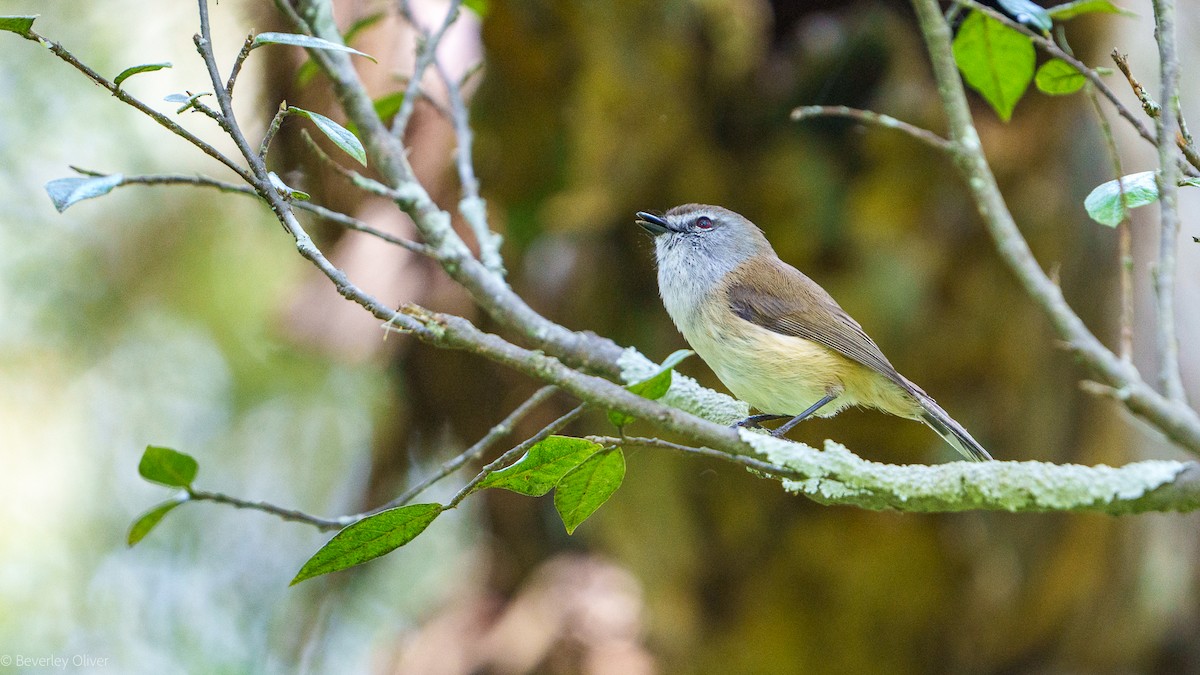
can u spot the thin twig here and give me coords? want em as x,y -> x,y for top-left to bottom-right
436,59 -> 504,275
790,105 -> 954,153
446,403 -> 587,509
259,101 -> 289,159
20,31 -> 253,183
368,385 -> 559,513
1111,50 -> 1162,119
390,0 -> 463,138
1151,0 -> 1187,404
1086,89 -> 1134,363
189,489 -> 347,530
225,33 -> 256,96
587,435 -> 804,480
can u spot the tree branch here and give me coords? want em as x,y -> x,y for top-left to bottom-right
1150,0 -> 1188,404
909,0 -> 1200,452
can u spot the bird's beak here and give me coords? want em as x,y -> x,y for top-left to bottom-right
635,211 -> 671,236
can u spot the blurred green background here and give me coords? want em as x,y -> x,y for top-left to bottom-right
1,0 -> 1198,673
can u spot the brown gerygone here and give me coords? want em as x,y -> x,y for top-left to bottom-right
636,204 -> 992,462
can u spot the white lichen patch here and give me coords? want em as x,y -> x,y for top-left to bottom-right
618,348 -> 749,425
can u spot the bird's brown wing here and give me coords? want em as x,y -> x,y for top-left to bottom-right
725,256 -> 909,389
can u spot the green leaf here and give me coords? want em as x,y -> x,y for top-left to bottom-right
295,14 -> 384,87
291,503 -> 443,584
44,174 -> 124,213
288,106 -> 367,166
996,0 -> 1052,31
127,497 -> 186,546
463,0 -> 490,17
554,449 -> 625,534
1035,59 -> 1086,95
607,349 -> 693,427
268,171 -> 311,201
476,436 -> 601,497
164,91 -> 212,113
373,91 -> 406,123
137,445 -> 199,488
114,62 -> 172,88
251,32 -> 377,63
952,11 -> 1036,122
0,15 -> 37,35
1046,0 -> 1136,20
1083,171 -> 1158,227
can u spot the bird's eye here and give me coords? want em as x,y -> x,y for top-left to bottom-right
695,216 -> 714,231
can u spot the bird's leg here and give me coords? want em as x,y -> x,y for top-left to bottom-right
772,393 -> 838,438
733,413 -> 789,429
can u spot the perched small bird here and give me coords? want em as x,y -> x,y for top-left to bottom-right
636,204 -> 992,462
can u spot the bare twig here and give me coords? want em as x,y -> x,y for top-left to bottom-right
587,435 -> 804,480
1111,50 -> 1162,119
189,489 -> 347,530
19,30 -> 253,183
259,101 -> 289,159
370,385 -> 559,512
390,0 -> 463,138
790,105 -> 954,153
225,33 -> 255,96
1151,0 -> 1187,404
910,0 -> 1200,452
436,59 -> 504,275
1086,89 -> 1135,362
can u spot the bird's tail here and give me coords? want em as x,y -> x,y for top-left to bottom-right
911,390 -> 992,462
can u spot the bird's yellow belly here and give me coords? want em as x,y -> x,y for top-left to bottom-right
680,312 -> 920,419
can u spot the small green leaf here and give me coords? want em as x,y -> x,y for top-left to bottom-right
137,445 -> 199,488
288,106 -> 367,166
127,497 -> 186,546
373,91 -> 406,123
463,0 -> 490,17
164,91 -> 212,113
1084,171 -> 1158,227
996,0 -> 1052,31
290,503 -> 443,584
251,32 -> 377,63
1035,59 -> 1086,95
477,436 -> 601,497
0,15 -> 37,36
554,449 -> 625,534
114,62 -> 172,88
607,349 -> 692,427
268,171 -> 311,201
952,11 -> 1036,122
45,174 -> 124,213
344,12 -> 386,43
1046,0 -> 1136,20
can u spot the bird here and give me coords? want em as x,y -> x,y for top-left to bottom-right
635,204 -> 992,462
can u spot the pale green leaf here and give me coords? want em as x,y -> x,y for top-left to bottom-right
1035,59 -> 1086,95
952,11 -> 1036,122
476,436 -> 601,497
288,106 -> 367,166
291,503 -> 443,584
114,62 -> 172,88
996,0 -> 1052,31
1046,0 -> 1136,20
137,446 -> 199,488
45,174 -> 124,213
1083,171 -> 1158,227
554,449 -> 625,534
251,32 -> 377,63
